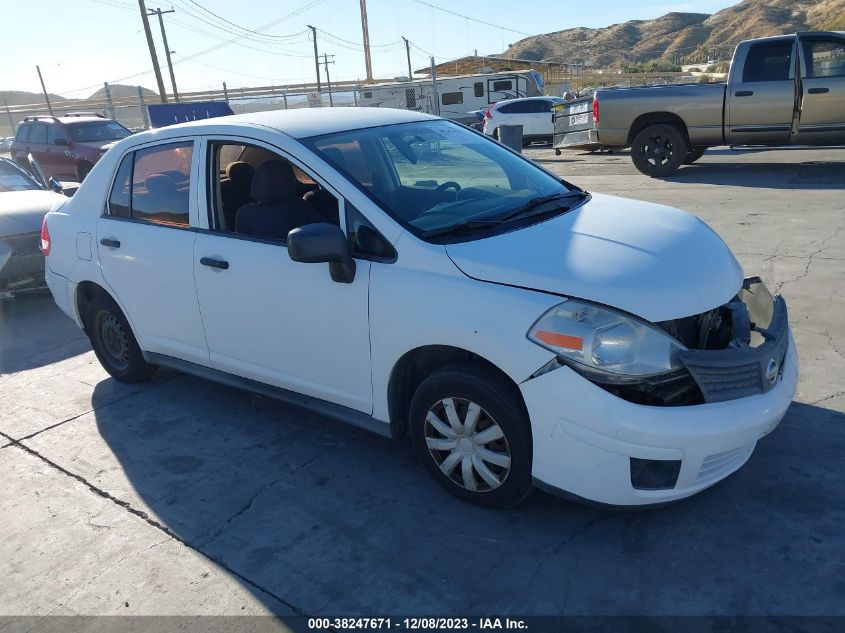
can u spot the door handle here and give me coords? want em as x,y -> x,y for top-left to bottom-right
735,90 -> 754,97
808,87 -> 829,94
200,257 -> 229,270
100,238 -> 120,248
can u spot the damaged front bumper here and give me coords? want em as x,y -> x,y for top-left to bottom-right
521,278 -> 798,506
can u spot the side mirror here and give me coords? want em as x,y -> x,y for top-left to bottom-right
287,222 -> 356,284
54,138 -> 69,146
47,177 -> 64,194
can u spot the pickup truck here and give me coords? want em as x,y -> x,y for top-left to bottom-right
591,32 -> 845,176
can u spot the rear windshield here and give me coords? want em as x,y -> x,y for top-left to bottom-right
67,121 -> 131,143
0,161 -> 40,192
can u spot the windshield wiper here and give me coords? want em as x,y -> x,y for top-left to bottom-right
419,218 -> 505,239
496,190 -> 588,223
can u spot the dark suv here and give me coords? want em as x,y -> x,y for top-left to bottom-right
10,114 -> 131,182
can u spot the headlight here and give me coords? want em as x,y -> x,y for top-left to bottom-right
528,300 -> 686,377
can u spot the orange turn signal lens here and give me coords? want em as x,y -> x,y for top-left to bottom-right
534,330 -> 584,351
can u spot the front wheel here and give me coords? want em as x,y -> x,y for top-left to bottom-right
86,293 -> 156,383
683,146 -> 707,164
630,124 -> 688,177
409,364 -> 533,508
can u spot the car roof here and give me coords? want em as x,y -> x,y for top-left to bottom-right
21,116 -> 112,125
142,106 -> 438,140
492,96 -> 560,106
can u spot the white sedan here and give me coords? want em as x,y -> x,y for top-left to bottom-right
42,107 -> 796,507
482,96 -> 565,144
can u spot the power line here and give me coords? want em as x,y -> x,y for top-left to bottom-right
407,0 -> 533,38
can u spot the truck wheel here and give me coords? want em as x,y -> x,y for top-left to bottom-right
86,292 -> 156,383
409,364 -> 533,508
631,124 -> 688,177
683,147 -> 707,164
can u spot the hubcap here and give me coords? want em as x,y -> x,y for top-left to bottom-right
641,134 -> 673,167
100,313 -> 130,371
424,397 -> 511,493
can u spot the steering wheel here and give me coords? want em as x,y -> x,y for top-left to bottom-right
435,181 -> 462,193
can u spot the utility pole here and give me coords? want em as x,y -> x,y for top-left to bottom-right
322,54 -> 335,106
307,25 -> 321,93
359,0 -> 373,83
402,36 -> 412,79
137,0 -> 168,103
150,7 -> 179,102
4,99 -> 16,134
36,66 -> 53,115
430,57 -> 439,116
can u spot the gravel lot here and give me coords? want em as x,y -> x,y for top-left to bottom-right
1,145 -> 843,617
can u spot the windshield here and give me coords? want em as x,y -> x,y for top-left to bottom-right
308,120 -> 581,238
67,121 -> 131,143
0,161 -> 41,192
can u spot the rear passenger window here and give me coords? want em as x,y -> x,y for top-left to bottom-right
15,125 -> 30,143
108,153 -> 133,218
29,124 -> 47,144
131,142 -> 193,226
743,42 -> 793,82
802,39 -> 845,78
106,141 -> 193,227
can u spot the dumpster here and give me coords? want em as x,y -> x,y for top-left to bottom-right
498,124 -> 523,153
552,97 -> 601,152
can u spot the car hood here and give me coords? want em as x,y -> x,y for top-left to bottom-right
444,192 -> 743,322
0,190 -> 65,236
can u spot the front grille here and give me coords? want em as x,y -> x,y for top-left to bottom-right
0,232 -> 44,285
679,296 -> 789,403
697,445 -> 754,484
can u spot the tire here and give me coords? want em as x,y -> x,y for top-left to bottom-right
630,124 -> 688,177
683,146 -> 707,165
86,292 -> 156,383
409,364 -> 533,508
77,161 -> 93,182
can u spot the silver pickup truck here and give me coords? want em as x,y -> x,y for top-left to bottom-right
591,32 -> 845,176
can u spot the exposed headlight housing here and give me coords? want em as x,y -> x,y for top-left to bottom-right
528,299 -> 686,378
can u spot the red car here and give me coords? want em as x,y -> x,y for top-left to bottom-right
10,114 -> 131,182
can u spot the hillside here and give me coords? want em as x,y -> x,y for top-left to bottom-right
503,0 -> 845,67
0,90 -> 68,106
88,84 -> 158,100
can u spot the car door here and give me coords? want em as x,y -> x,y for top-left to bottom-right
192,137 -> 374,413
727,39 -> 797,145
531,99 -> 555,138
97,139 -> 209,365
26,123 -> 51,172
795,35 -> 845,145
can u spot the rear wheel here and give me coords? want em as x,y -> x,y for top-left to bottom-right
409,364 -> 533,508
630,124 -> 688,177
683,146 -> 707,164
86,293 -> 156,383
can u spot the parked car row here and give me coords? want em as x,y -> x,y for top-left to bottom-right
0,156 -> 67,297
41,107 -> 796,508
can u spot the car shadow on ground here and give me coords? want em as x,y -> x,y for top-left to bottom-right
667,159 -> 845,189
91,374 -> 845,615
0,293 -> 90,374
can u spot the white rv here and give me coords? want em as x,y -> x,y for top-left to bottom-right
357,70 -> 544,123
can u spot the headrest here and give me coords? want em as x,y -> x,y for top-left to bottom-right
251,160 -> 297,203
225,161 -> 254,189
322,147 -> 347,170
145,173 -> 175,195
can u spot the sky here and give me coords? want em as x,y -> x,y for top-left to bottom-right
1,0 -> 739,98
